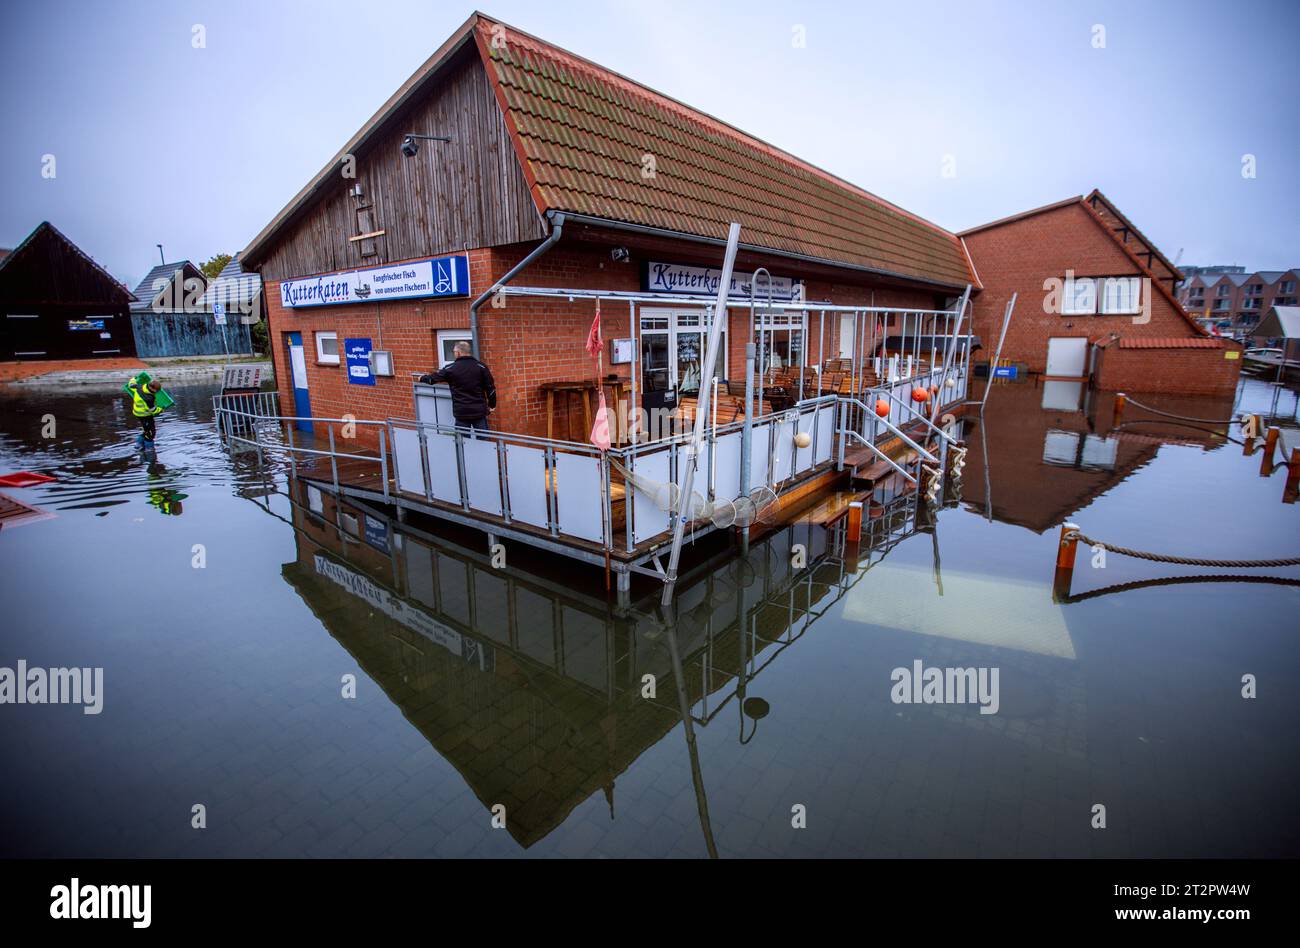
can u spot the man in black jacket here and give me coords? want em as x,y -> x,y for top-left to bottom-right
419,341 -> 497,431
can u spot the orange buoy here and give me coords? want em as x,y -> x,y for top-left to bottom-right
874,399 -> 890,417
911,387 -> 930,403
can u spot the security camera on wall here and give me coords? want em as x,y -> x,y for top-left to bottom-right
610,246 -> 630,263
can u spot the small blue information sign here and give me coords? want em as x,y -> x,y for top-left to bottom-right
344,338 -> 375,386
992,365 -> 1018,379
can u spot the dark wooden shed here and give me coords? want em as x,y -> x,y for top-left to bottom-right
0,221 -> 137,361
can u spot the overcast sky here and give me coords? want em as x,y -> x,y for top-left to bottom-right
1,0 -> 1296,289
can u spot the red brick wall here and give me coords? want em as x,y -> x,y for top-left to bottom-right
962,202 -> 1233,387
1094,342 -> 1243,396
265,242 -> 946,440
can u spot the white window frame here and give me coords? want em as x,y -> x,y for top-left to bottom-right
1061,277 -> 1097,315
435,329 -> 471,368
1100,276 -> 1141,315
315,331 -> 340,364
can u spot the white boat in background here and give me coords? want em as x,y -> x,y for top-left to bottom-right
1245,347 -> 1287,368
1244,347 -> 1300,380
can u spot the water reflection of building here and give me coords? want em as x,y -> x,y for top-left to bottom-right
961,380 -> 1235,532
274,477 -> 917,849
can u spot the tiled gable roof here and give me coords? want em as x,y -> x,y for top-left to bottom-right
475,18 -> 974,288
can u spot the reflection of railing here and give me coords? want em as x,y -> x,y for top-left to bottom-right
679,491 -> 923,727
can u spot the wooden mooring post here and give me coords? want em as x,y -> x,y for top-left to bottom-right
1112,392 -> 1126,427
1053,521 -> 1080,602
1285,448 -> 1300,505
1260,427 -> 1279,473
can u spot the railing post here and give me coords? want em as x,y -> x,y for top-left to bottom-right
836,398 -> 846,471
498,437 -> 511,524
545,445 -> 559,537
454,430 -> 470,511
378,427 -> 389,502
1053,521 -> 1080,602
328,425 -> 339,494
286,420 -> 297,479
623,447 -> 634,552
418,426 -> 433,501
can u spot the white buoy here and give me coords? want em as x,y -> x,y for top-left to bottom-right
794,431 -> 812,449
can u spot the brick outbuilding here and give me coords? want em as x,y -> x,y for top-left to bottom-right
960,190 -> 1242,396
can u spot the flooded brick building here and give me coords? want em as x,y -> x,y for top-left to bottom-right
240,12 -> 978,438
961,190 -> 1242,396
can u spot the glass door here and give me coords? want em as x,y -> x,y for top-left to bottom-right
640,328 -> 671,393
641,310 -> 726,398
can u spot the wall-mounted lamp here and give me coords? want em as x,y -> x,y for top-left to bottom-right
400,133 -> 454,158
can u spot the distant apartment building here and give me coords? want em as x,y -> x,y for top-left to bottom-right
1178,267 -> 1300,333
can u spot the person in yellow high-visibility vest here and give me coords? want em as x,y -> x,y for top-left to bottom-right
128,377 -> 165,446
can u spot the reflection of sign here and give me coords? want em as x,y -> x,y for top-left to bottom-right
222,365 -> 262,390
363,515 -> 389,552
992,365 -> 1018,379
280,255 -> 470,308
313,554 -> 489,669
344,338 -> 375,385
67,319 -> 106,331
644,261 -> 803,300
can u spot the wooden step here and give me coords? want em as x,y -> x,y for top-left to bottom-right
793,490 -> 871,526
855,458 -> 896,483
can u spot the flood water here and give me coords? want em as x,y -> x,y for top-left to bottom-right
1,377 -> 1298,858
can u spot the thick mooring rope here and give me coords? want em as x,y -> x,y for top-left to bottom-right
1123,395 -> 1237,426
1066,531 -> 1300,568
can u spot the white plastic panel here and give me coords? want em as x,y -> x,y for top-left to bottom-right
392,426 -> 425,496
555,451 -> 604,543
505,443 -> 549,530
794,411 -> 815,474
771,415 -> 796,484
814,405 -> 834,465
425,430 -> 460,503
462,436 -> 502,516
632,448 -> 672,544
711,430 -> 742,503
747,422 -> 771,491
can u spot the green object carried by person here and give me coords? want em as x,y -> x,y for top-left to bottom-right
123,371 -> 175,410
